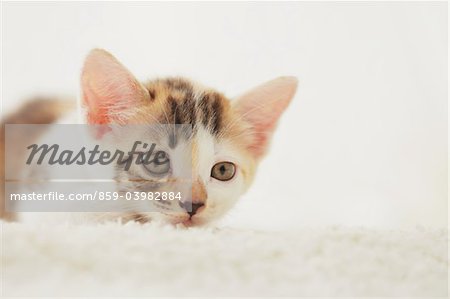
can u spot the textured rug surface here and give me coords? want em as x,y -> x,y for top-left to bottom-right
1,221 -> 447,297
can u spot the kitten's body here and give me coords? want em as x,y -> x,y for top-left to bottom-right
2,50 -> 298,226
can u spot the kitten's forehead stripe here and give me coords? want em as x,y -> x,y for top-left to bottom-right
211,93 -> 223,135
198,91 -> 225,136
199,94 -> 211,129
148,88 -> 156,101
144,77 -> 229,137
185,94 -> 196,125
167,96 -> 181,124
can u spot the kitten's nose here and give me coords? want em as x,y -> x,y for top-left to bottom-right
179,201 -> 204,217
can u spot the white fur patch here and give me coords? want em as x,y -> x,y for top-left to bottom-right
2,221 -> 446,296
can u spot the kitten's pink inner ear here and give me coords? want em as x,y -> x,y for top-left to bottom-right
234,76 -> 298,158
81,49 -> 149,125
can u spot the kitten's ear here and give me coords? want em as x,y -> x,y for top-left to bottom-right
81,49 -> 149,125
233,76 -> 298,158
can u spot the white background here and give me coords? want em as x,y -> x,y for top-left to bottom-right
2,2 -> 447,229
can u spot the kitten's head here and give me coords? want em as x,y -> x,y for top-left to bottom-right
81,49 -> 297,226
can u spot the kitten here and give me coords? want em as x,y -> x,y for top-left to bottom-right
2,49 -> 297,226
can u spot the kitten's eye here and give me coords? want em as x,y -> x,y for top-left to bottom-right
211,162 -> 236,181
143,152 -> 171,176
